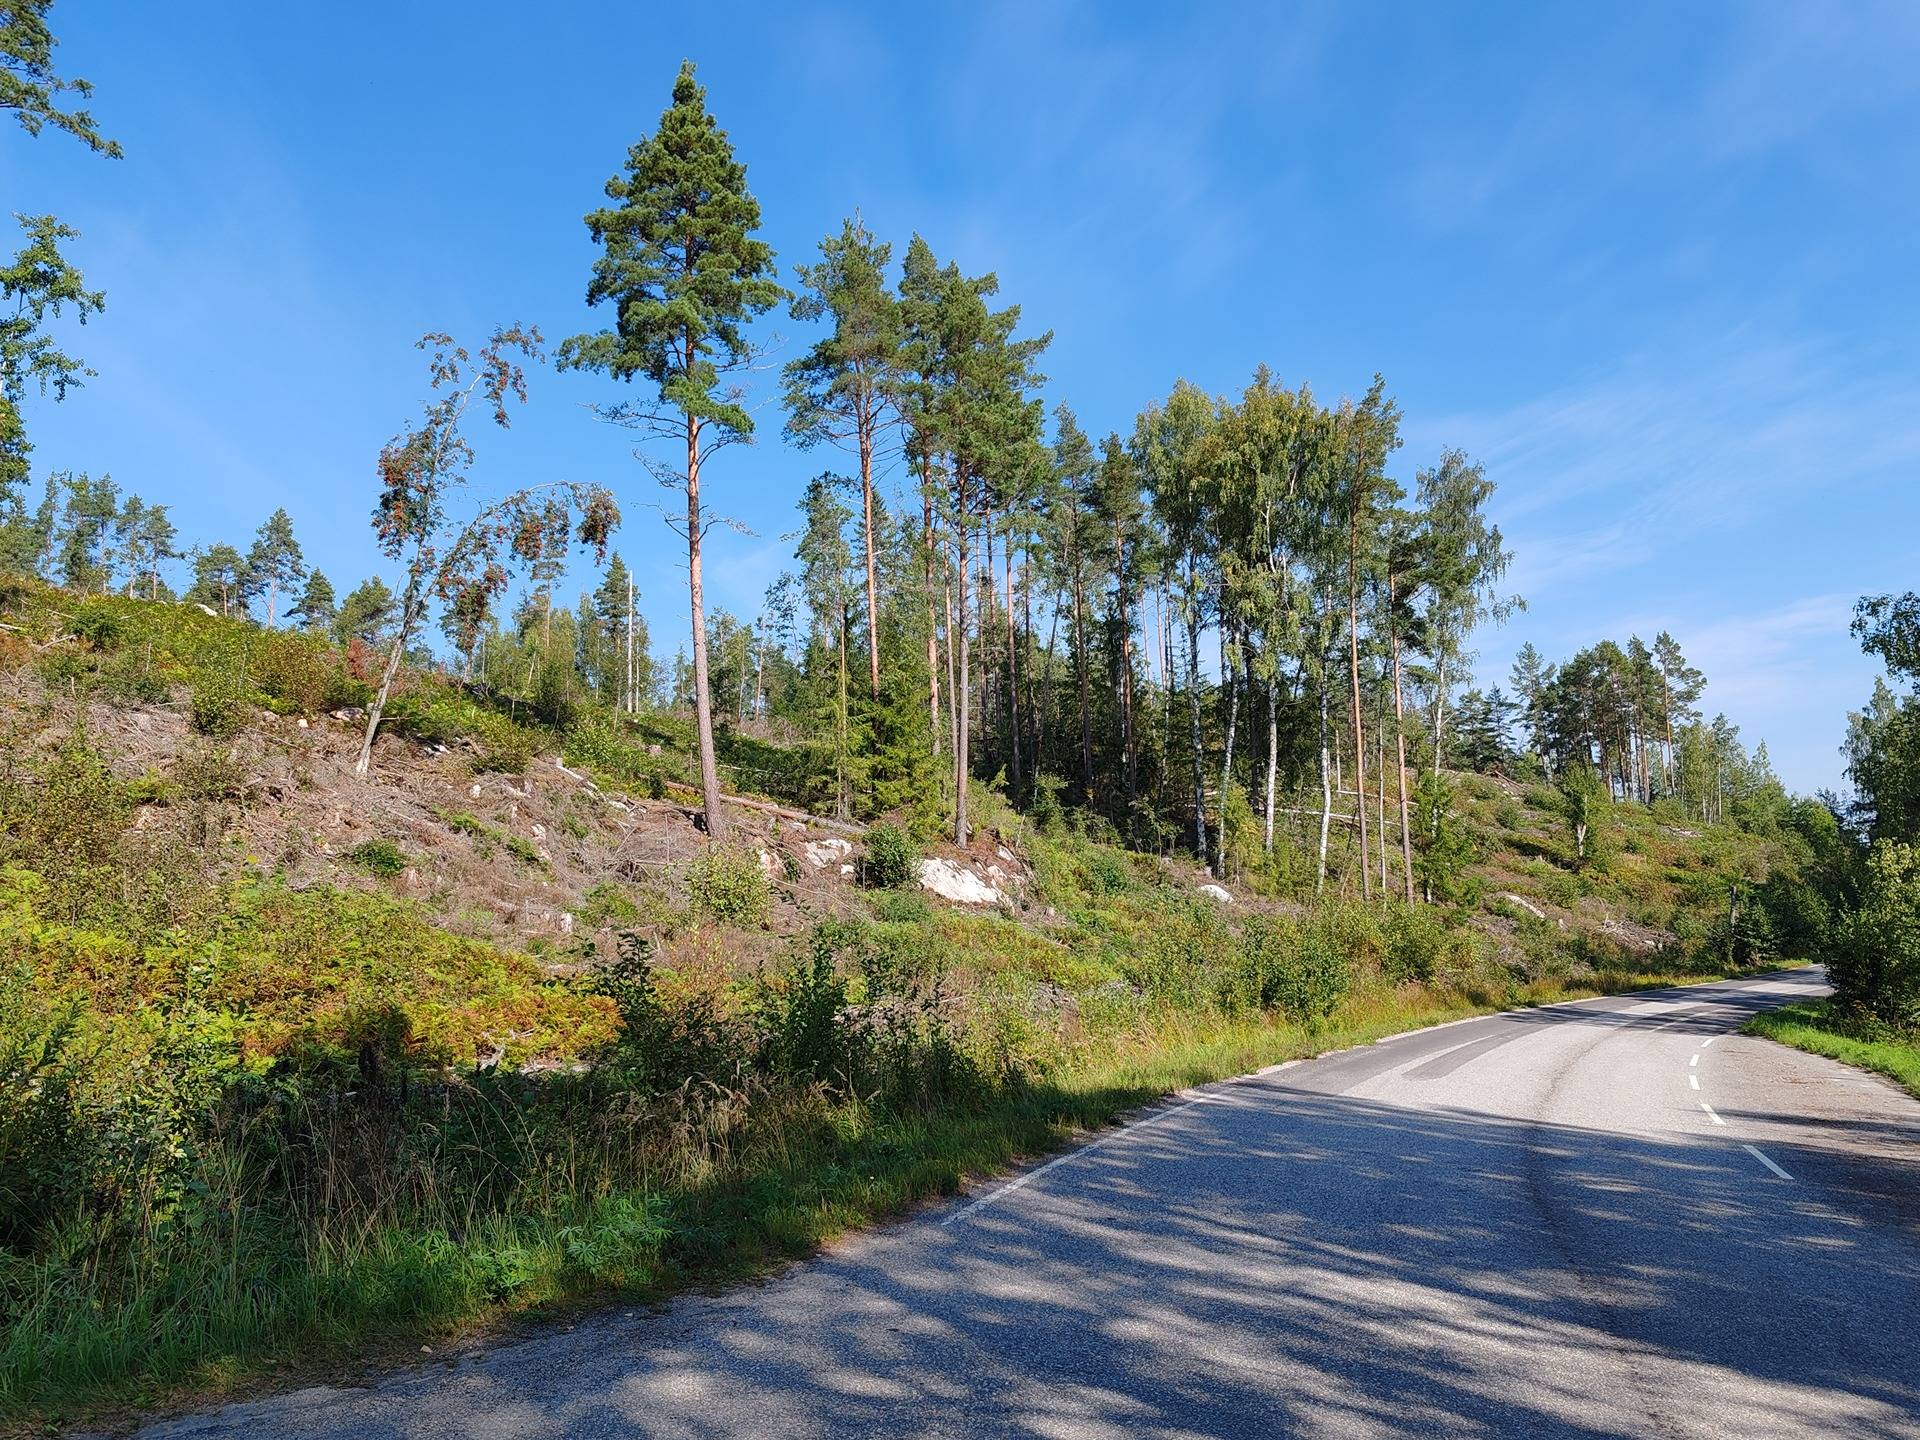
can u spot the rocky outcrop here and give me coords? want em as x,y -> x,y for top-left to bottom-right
917,857 -> 1004,906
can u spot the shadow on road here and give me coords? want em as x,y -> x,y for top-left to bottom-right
208,1021 -> 1919,1440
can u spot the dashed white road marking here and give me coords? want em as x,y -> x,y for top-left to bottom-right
1702,1037 -> 1717,1048
1700,1101 -> 1726,1126
1744,1145 -> 1794,1181
1689,1074 -> 1700,1090
1690,1054 -> 1699,1068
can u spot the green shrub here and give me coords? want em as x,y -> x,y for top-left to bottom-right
473,715 -> 537,773
64,601 -> 122,649
860,823 -> 919,889
756,929 -> 855,1085
0,982 -> 90,1249
576,881 -> 643,932
1275,922 -> 1351,1024
96,646 -> 169,705
592,933 -> 738,1092
1384,905 -> 1445,983
189,663 -> 247,737
345,839 -> 408,878
251,630 -> 338,714
686,847 -> 769,928
869,888 -> 931,926
1123,897 -> 1228,1006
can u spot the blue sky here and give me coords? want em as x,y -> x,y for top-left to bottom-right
5,1 -> 1917,794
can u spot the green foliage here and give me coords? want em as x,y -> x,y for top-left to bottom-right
0,979 -> 87,1248
1831,841 -> 1920,1032
250,629 -> 341,714
1412,770 -> 1482,906
686,847 -> 769,928
345,839 -> 407,879
756,929 -> 855,1085
188,658 -> 247,738
559,61 -> 784,437
860,823 -> 918,889
1237,916 -> 1351,1024
1556,764 -> 1607,870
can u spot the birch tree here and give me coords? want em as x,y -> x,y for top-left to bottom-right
354,326 -> 618,776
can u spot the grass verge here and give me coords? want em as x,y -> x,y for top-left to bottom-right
1743,1000 -> 1920,1100
6,958 -> 1789,1434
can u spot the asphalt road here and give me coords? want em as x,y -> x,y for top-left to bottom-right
142,967 -> 1920,1439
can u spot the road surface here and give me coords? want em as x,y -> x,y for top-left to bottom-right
142,967 -> 1920,1439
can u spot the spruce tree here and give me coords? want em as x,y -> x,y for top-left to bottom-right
559,61 -> 784,840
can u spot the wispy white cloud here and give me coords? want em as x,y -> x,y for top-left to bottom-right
1413,329 -> 1920,596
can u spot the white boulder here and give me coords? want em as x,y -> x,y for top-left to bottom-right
917,857 -> 1004,906
1198,883 -> 1232,903
804,837 -> 854,868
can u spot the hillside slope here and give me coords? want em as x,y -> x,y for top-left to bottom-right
0,580 -> 1811,1424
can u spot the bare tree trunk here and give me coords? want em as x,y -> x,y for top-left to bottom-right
923,467 -> 942,757
1003,517 -> 1023,801
1216,625 -> 1239,878
1073,572 -> 1092,803
625,571 -> 636,713
1038,588 -> 1062,772
1317,675 -> 1333,893
835,612 -> 850,820
1377,725 -> 1389,897
859,428 -> 880,701
750,612 -> 765,722
686,418 -> 725,838
1184,573 -> 1208,867
954,475 -> 973,845
356,587 -> 421,777
1347,517 -> 1371,901
1389,580 -> 1415,903
1263,678 -> 1278,853
1117,528 -> 1138,821
944,569 -> 959,780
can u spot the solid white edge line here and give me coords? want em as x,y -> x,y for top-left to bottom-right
939,1096 -> 1216,1227
1700,1101 -> 1725,1126
1743,1144 -> 1793,1180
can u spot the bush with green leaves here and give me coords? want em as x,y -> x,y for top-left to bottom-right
686,846 -> 769,928
250,629 -> 340,714
1412,771 -> 1483,906
189,661 -> 248,737
755,928 -> 855,1085
0,981 -> 90,1249
1275,921 -> 1352,1024
1556,765 -> 1609,871
1831,841 -> 1920,1031
860,823 -> 919,889
96,646 -> 169,705
345,839 -> 408,878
